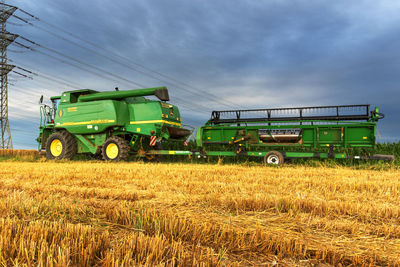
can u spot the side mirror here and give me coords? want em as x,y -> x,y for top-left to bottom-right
39,95 -> 43,104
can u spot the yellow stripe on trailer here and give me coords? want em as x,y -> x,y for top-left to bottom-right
130,120 -> 181,127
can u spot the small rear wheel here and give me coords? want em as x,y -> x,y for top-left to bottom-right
46,131 -> 77,160
102,136 -> 130,161
264,151 -> 284,165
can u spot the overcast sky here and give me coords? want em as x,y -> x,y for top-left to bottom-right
5,0 -> 400,148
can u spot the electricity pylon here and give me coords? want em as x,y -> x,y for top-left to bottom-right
0,0 -> 17,149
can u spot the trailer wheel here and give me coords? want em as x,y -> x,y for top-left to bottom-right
102,136 -> 129,161
264,151 -> 284,165
46,131 -> 77,160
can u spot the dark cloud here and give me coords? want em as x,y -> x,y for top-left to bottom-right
5,0 -> 400,148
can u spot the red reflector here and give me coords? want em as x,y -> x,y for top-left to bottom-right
51,120 -> 54,123
150,136 -> 157,146
150,130 -> 155,135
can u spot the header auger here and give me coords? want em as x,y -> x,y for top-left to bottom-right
37,87 -> 394,164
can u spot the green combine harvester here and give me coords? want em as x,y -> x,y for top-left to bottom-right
37,87 -> 394,164
37,87 -> 190,161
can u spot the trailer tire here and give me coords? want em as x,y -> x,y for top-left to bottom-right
102,136 -> 129,161
46,131 -> 77,160
264,151 -> 284,165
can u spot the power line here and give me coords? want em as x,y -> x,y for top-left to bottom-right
10,6 -> 243,110
12,40 -> 214,114
12,70 -> 32,79
7,21 -> 25,26
9,60 -> 81,89
12,40 -> 138,88
8,16 -> 223,114
9,80 -> 71,100
8,48 -> 28,53
29,22 -> 238,110
13,64 -> 83,89
9,60 -> 83,89
5,12 -> 214,115
10,56 -> 211,115
17,37 -> 149,88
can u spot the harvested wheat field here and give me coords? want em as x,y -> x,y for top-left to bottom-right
0,161 -> 399,266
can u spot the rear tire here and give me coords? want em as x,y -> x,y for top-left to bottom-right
264,151 -> 284,165
102,136 -> 130,161
46,131 -> 77,160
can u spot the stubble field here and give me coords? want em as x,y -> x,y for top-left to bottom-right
0,160 -> 399,266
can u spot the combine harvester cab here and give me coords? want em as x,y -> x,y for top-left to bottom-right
194,105 -> 395,164
37,87 -> 191,161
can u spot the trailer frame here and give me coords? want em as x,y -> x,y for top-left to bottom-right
144,149 -> 394,162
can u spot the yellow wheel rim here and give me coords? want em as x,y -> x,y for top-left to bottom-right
50,139 -> 63,157
106,143 -> 119,159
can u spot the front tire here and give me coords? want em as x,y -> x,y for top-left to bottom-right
264,151 -> 284,165
46,131 -> 77,160
102,136 -> 130,161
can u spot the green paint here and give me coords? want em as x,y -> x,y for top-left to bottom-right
197,122 -> 377,149
38,89 -> 391,162
37,88 -> 190,155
